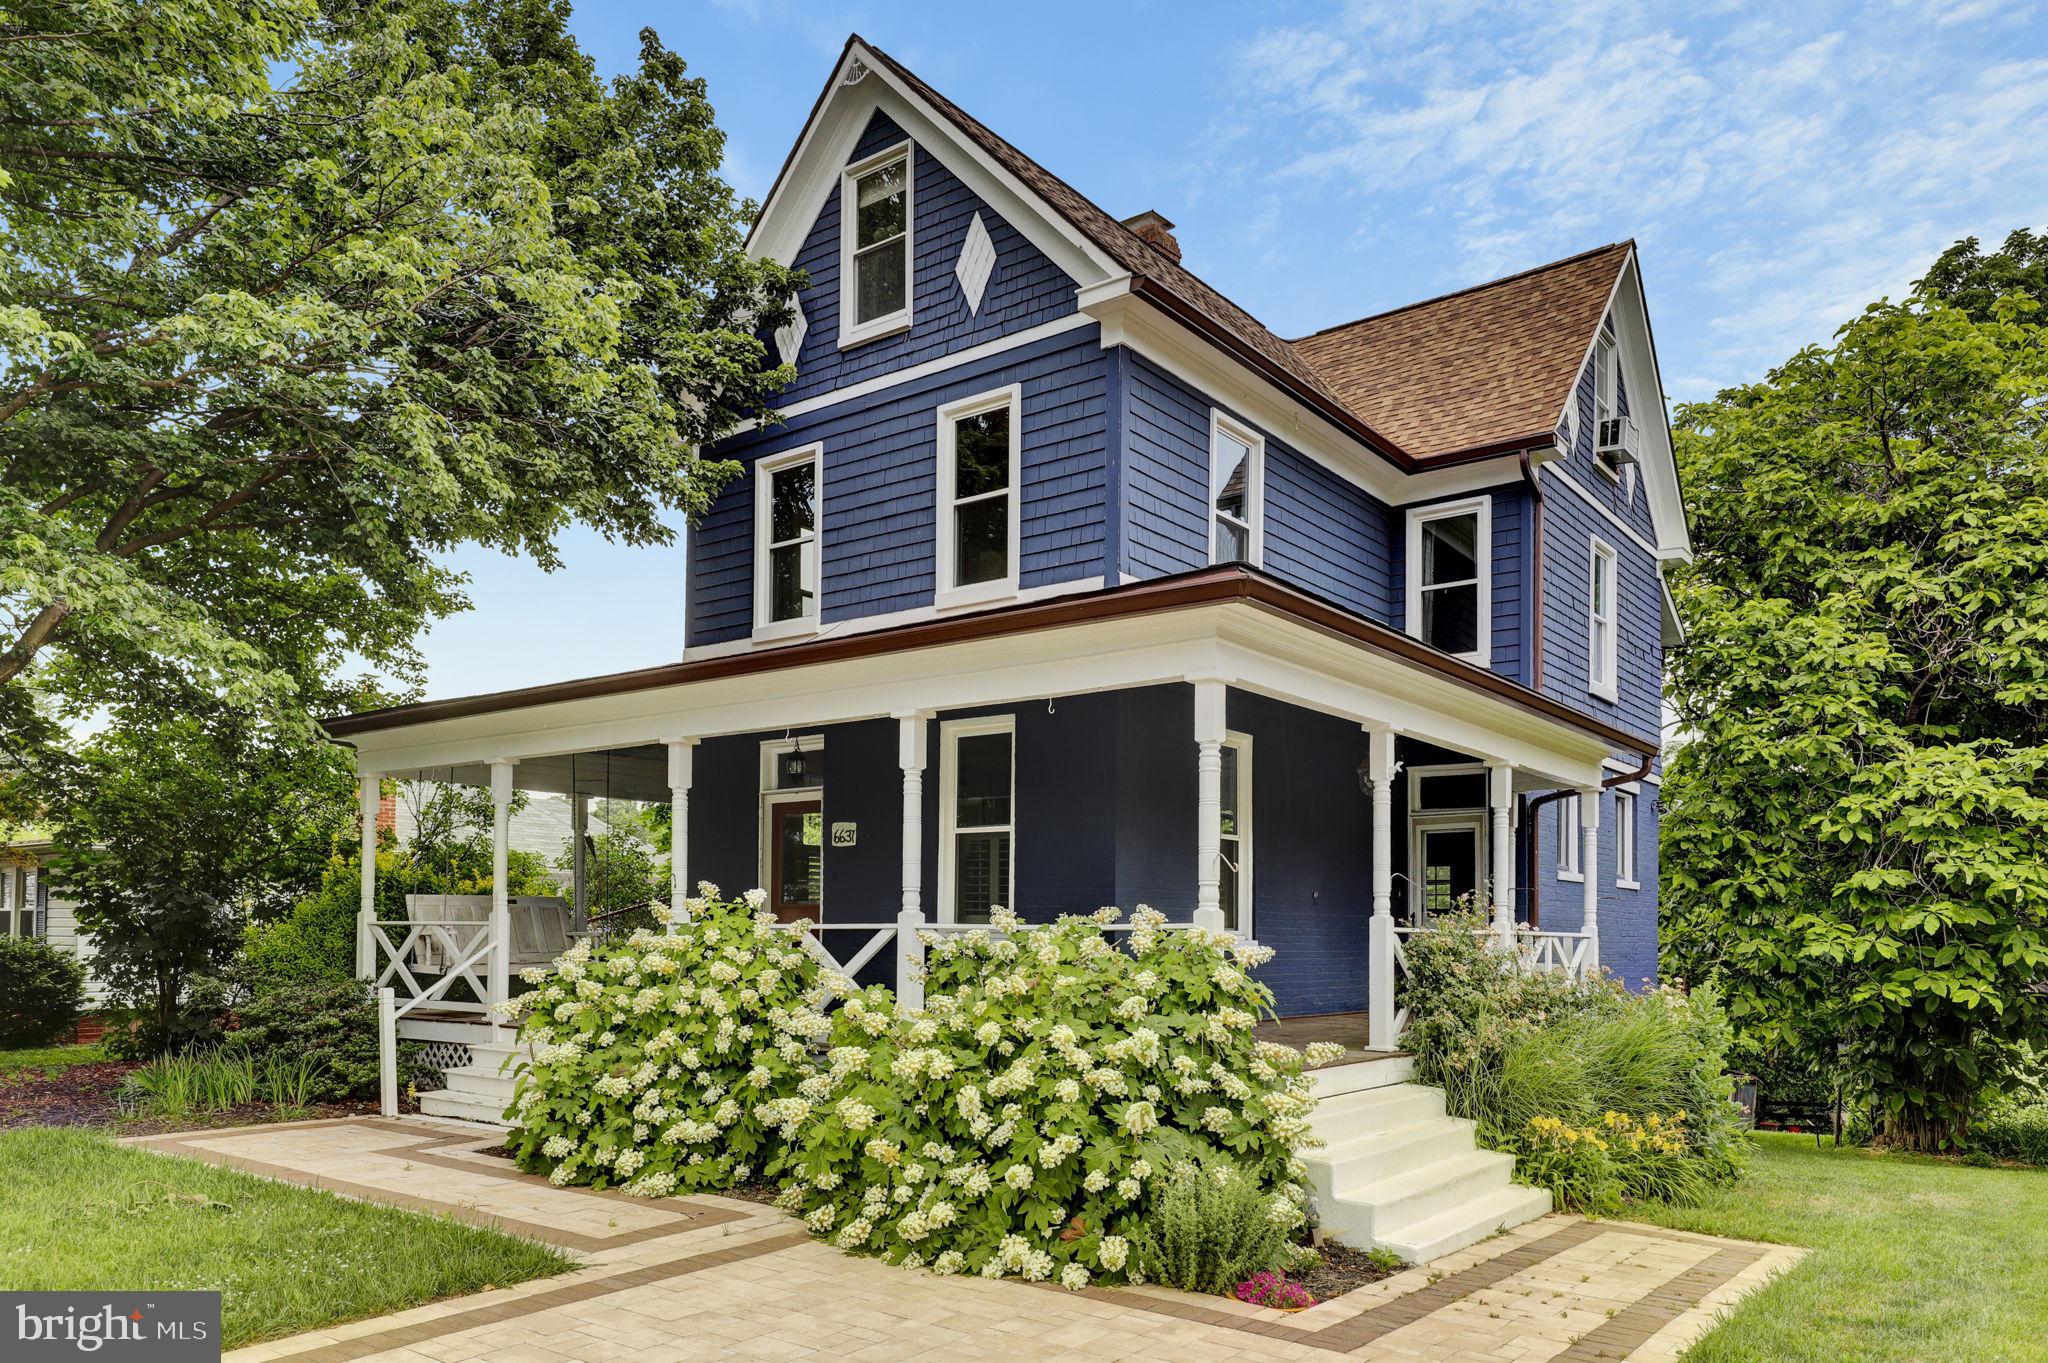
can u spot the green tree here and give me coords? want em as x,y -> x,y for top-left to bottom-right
1662,291 -> 2048,1150
0,0 -> 793,735
1918,228 -> 2048,322
48,715 -> 353,1051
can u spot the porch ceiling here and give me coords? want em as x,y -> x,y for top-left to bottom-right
387,745 -> 671,803
329,568 -> 1652,789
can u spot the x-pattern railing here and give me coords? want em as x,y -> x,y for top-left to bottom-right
1387,924 -> 1594,1044
370,917 -> 494,1018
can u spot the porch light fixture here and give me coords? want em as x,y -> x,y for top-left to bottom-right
785,734 -> 808,785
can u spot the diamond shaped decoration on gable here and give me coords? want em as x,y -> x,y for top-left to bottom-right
954,212 -> 997,316
774,295 -> 807,366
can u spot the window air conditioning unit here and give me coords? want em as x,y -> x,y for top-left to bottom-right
1596,415 -> 1641,465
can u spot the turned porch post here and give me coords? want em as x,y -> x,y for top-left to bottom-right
1579,786 -> 1602,975
896,713 -> 930,1009
489,759 -> 517,1022
1192,679 -> 1228,932
667,738 -> 697,929
1488,761 -> 1516,948
356,769 -> 379,982
1365,725 -> 1399,1052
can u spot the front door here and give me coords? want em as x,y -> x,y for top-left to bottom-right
768,799 -> 823,923
1415,822 -> 1481,923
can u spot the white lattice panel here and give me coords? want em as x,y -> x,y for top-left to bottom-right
954,212 -> 996,315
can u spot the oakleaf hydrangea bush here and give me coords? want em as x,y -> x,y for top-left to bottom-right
777,907 -> 1342,1290
498,889 -> 844,1195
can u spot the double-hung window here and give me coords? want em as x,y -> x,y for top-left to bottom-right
1208,413 -> 1263,565
1593,323 -> 1621,479
1219,732 -> 1253,935
940,716 -> 1015,924
1406,498 -> 1491,665
935,386 -> 1020,607
753,445 -> 821,639
840,144 -> 912,346
1615,789 -> 1639,888
1588,538 -> 1619,701
1557,794 -> 1583,881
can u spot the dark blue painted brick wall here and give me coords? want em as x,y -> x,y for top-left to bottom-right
1530,781 -> 1661,991
772,110 -> 1079,407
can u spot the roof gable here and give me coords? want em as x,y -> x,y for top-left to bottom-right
1290,244 -> 1631,462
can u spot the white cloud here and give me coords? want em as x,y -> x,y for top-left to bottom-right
1227,0 -> 2048,388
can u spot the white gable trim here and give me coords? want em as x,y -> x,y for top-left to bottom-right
749,43 -> 1122,292
1550,250 -> 1690,563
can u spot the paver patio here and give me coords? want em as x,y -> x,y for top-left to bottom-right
126,1117 -> 1802,1363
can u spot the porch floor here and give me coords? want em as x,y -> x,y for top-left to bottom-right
1255,1011 -> 1405,1069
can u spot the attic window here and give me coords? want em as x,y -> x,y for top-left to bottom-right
1592,323 -> 1621,480
840,143 -> 912,347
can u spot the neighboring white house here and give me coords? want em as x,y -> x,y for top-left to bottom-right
2,831 -> 109,1007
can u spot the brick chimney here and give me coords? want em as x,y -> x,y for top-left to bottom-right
1121,210 -> 1181,263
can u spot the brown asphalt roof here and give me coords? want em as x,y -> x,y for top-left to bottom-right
834,38 -> 1631,471
1292,243 -> 1633,462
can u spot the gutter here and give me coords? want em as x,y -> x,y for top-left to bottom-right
1522,751 -> 1656,928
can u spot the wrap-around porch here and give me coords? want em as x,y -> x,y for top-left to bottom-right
332,570 -> 1646,1087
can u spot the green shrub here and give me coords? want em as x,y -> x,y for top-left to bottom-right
0,935 -> 86,1047
1973,1105 -> 2048,1164
779,907 -> 1329,1290
1399,912 -> 1743,1210
1131,1158 -> 1293,1294
500,891 -> 833,1193
101,972 -> 233,1060
229,979 -> 410,1101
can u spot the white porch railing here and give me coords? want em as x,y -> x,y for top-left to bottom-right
369,917 -> 496,1018
1381,924 -> 1597,1048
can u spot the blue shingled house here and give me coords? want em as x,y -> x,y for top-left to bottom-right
329,38 -> 1688,1186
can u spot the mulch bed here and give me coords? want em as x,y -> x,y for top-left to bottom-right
1290,1238 -> 1400,1301
0,1061 -> 391,1133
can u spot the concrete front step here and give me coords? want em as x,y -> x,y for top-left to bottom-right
1306,1054 -> 1414,1099
1304,1079 -> 1550,1265
442,1067 -> 518,1103
1380,1183 -> 1553,1265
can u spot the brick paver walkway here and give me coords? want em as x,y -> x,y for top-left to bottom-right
128,1117 -> 1802,1363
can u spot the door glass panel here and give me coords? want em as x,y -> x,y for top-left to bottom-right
1420,828 -> 1478,917
776,808 -> 823,909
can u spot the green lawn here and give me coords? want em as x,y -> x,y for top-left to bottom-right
0,1043 -> 107,1076
0,1127 -> 571,1347
1622,1133 -> 2048,1363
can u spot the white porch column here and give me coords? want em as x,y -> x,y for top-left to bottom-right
489,759 -> 517,1022
1579,786 -> 1602,975
667,739 -> 696,930
570,790 -> 589,935
1365,725 -> 1399,1052
1192,679 -> 1228,932
896,713 -> 930,1010
356,770 -> 379,982
1488,761 -> 1516,948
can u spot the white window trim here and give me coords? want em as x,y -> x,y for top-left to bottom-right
1409,811 -> 1487,923
933,384 -> 1023,610
1207,410 -> 1264,567
1588,537 -> 1620,703
937,714 -> 1016,925
758,734 -> 826,792
1220,729 -> 1253,938
838,141 -> 914,349
1615,788 -> 1640,889
1557,794 -> 1584,883
1405,761 -> 1490,812
1405,496 -> 1492,667
751,444 -> 824,643
1592,324 -> 1622,482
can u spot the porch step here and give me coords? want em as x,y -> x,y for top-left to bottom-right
417,1087 -> 511,1126
1307,1054 -> 1414,1099
1303,1080 -> 1550,1265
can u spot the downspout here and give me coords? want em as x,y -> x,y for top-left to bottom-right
1518,447 -> 1547,692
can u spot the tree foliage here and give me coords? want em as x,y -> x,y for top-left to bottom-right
1662,283 -> 2048,1149
0,0 -> 794,734
1918,228 -> 2048,323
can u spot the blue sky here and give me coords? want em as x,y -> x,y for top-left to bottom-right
414,0 -> 2048,701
